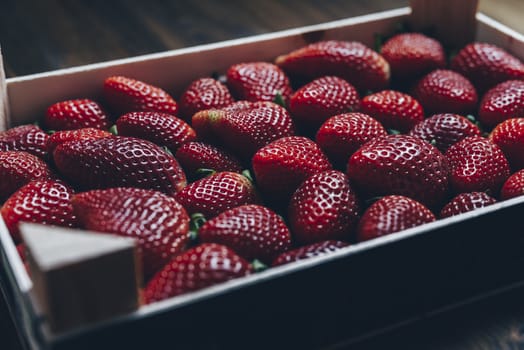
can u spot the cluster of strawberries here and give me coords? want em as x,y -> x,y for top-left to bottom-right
2,32 -> 524,305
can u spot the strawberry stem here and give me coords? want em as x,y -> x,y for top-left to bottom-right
109,125 -> 118,135
273,92 -> 287,108
251,259 -> 268,272
189,213 -> 207,241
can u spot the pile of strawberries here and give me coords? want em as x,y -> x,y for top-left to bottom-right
2,32 -> 524,305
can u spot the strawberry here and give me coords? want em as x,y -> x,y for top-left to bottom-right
192,101 -> 295,159
0,124 -> 49,159
179,77 -> 234,121
144,243 -> 251,303
0,151 -> 54,202
73,187 -> 190,279
46,127 -> 112,154
44,99 -> 111,131
347,135 -> 449,208
252,136 -> 332,203
1,180 -> 76,242
199,204 -> 292,262
275,40 -> 390,91
288,76 -> 360,129
478,80 -> 524,129
315,112 -> 387,167
500,169 -> 524,200
53,136 -> 187,196
272,240 -> 350,267
174,142 -> 242,180
360,90 -> 424,133
288,170 -> 360,244
489,118 -> 524,170
381,33 -> 446,80
451,42 -> 524,93
175,171 -> 258,219
357,195 -> 435,242
103,76 -> 178,116
445,136 -> 510,194
226,62 -> 293,103
116,111 -> 196,152
439,192 -> 497,218
408,113 -> 481,153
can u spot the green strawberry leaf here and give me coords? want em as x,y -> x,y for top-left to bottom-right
196,168 -> 217,178
109,125 -> 118,136
273,91 -> 287,108
251,259 -> 268,272
189,213 -> 207,241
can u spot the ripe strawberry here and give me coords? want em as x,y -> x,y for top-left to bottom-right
500,169 -> 524,200
445,136 -> 510,194
0,151 -> 54,202
451,42 -> 524,93
478,80 -> 524,129
174,142 -> 242,180
288,170 -> 360,244
144,243 -> 251,303
199,204 -> 292,262
489,118 -> 524,170
116,111 -> 196,152
413,69 -> 478,115
275,40 -> 390,91
357,195 -> 435,242
46,128 -> 112,154
226,62 -> 293,103
439,192 -> 497,218
44,99 -> 111,131
53,136 -> 187,196
315,112 -> 387,167
179,77 -> 234,121
408,113 -> 481,153
381,33 -> 446,80
288,76 -> 360,129
347,135 -> 449,208
175,172 -> 258,219
0,124 -> 49,159
1,180 -> 76,242
103,76 -> 178,116
252,136 -> 332,203
272,240 -> 350,267
192,101 -> 295,159
360,90 -> 424,133
73,187 -> 190,279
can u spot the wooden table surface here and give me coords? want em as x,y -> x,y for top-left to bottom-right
2,0 -> 524,349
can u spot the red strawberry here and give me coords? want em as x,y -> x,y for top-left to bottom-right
381,33 -> 446,80
275,40 -> 390,91
288,170 -> 360,244
0,124 -> 49,159
348,135 -> 449,207
175,171 -> 258,219
53,136 -> 187,196
0,151 -> 54,202
439,192 -> 497,218
192,101 -> 295,159
1,180 -> 76,242
357,195 -> 435,242
179,77 -> 234,121
408,113 -> 481,153
73,187 -> 190,279
315,112 -> 387,167
360,90 -> 424,132
116,111 -> 196,151
478,80 -> 524,129
272,240 -> 349,267
45,99 -> 111,131
288,76 -> 360,129
226,62 -> 293,103
252,136 -> 332,203
46,128 -> 112,154
199,204 -> 292,262
103,76 -> 178,116
489,118 -> 524,170
445,136 -> 510,194
174,142 -> 242,180
144,243 -> 251,303
500,169 -> 524,200
451,42 -> 524,93
413,69 -> 478,115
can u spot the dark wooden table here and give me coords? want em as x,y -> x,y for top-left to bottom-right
2,0 -> 524,349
